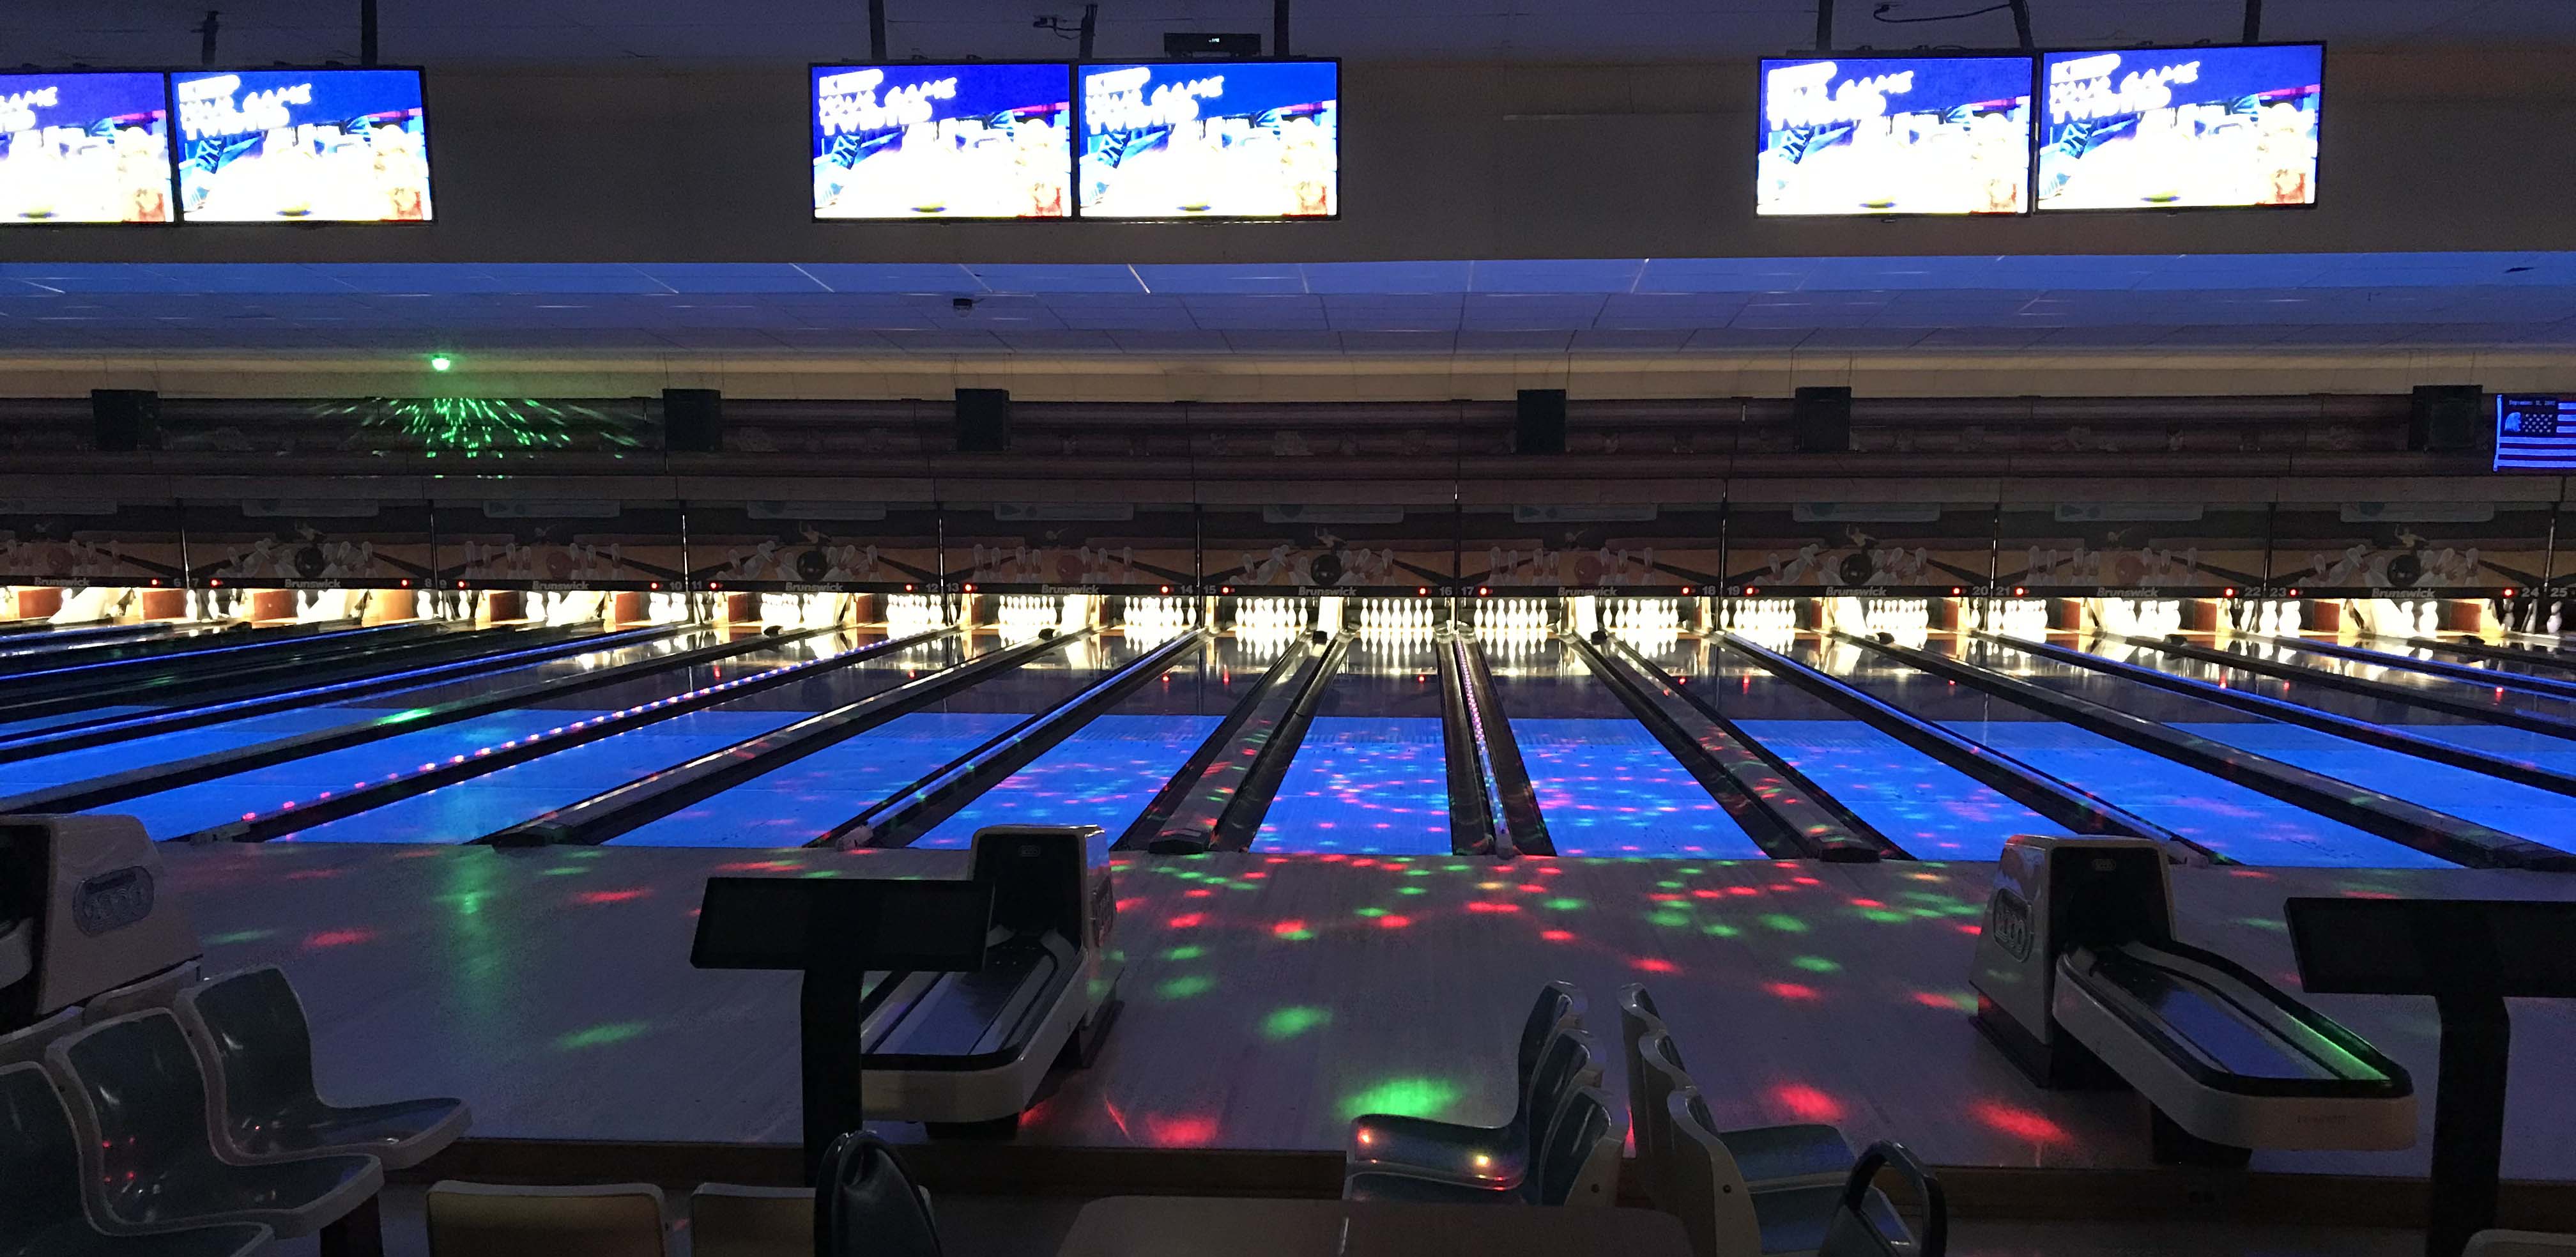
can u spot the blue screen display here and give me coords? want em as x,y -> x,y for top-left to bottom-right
0,72 -> 172,224
171,68 -> 431,222
1077,60 -> 1338,219
811,63 -> 1072,220
2039,43 -> 2321,210
1757,56 -> 2032,216
2497,396 -> 2576,472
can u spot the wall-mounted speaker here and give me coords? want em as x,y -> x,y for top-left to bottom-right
664,388 -> 723,452
90,389 -> 158,453
956,388 -> 1011,453
1793,385 -> 1852,454
1515,389 -> 1567,455
2408,384 -> 2485,453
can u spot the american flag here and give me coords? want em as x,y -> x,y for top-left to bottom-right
2496,395 -> 2576,471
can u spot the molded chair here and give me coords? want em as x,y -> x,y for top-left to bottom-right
1344,981 -> 1586,1188
1664,1090 -> 1912,1257
80,960 -> 199,1026
1343,1085 -> 1622,1207
176,965 -> 470,1169
1634,1030 -> 1855,1198
2468,1234 -> 2576,1256
689,1184 -> 812,1257
44,1010 -> 383,1243
814,1130 -> 943,1257
425,1182 -> 668,1257
0,1062 -> 274,1257
0,1006 -> 80,1070
1349,1024 -> 1602,1192
1816,1143 -> 1943,1257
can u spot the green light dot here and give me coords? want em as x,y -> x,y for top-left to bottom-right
1397,886 -> 1426,895
1156,975 -> 1215,1001
1545,898 -> 1586,911
1339,1077 -> 1465,1121
1703,923 -> 1740,937
1791,955 -> 1841,973
1656,881 -> 1685,890
206,929 -> 277,945
553,1022 -> 647,1051
1860,909 -> 1909,923
1759,914 -> 1809,933
1649,913 -> 1691,928
1354,907 -> 1388,918
1162,945 -> 1205,961
1261,1006 -> 1331,1041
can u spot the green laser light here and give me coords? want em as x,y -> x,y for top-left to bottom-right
428,355 -> 454,372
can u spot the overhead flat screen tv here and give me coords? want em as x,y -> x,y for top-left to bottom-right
2496,396 -> 2576,473
1756,55 -> 2033,216
811,63 -> 1072,220
0,71 -> 174,225
1076,59 -> 1338,219
171,67 -> 431,222
2037,43 -> 2322,210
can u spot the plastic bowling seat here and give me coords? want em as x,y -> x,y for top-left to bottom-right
687,1184 -> 812,1257
424,1182 -> 668,1257
1814,1143 -> 1944,1257
1343,1085 -> 1621,1207
44,1011 -> 383,1242
81,960 -> 200,1025
176,966 -> 470,1169
1663,1089 -> 1912,1257
2467,1233 -> 2576,1256
0,1063 -> 275,1257
0,1007 -> 80,1070
815,1131 -> 942,1257
1633,1030 -> 1854,1194
1344,981 -> 1586,1188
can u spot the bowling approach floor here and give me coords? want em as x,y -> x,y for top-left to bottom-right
162,842 -> 2576,1198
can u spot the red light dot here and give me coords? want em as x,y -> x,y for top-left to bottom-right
1377,914 -> 1413,930
1167,913 -> 1205,929
1766,982 -> 1820,1001
1773,1083 -> 1844,1122
1633,957 -> 1679,973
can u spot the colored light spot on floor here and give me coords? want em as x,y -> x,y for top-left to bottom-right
1913,991 -> 1979,1013
1759,914 -> 1809,932
1634,957 -> 1679,973
1397,886 -> 1427,895
1166,913 -> 1206,929
1273,920 -> 1314,940
1540,929 -> 1575,943
1156,975 -> 1215,1000
1377,914 -> 1413,929
1545,898 -> 1586,911
1971,1100 -> 2070,1143
572,889 -> 650,905
1261,1006 -> 1331,1040
1773,1083 -> 1844,1122
205,929 -> 277,945
1161,945 -> 1205,962
1144,1114 -> 1220,1147
303,929 -> 374,948
1790,955 -> 1841,973
1354,906 -> 1388,918
1765,982 -> 1821,1001
1703,922 -> 1741,937
1649,912 -> 1691,928
1340,1077 -> 1464,1121
554,1022 -> 648,1052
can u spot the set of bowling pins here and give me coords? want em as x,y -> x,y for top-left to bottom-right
1473,598 -> 1550,635
1727,598 -> 1800,633
2232,598 -> 2305,636
994,594 -> 1064,638
2097,598 -> 2183,636
1856,598 -> 1931,636
1123,596 -> 1190,635
1356,598 -> 1436,634
1235,597 -> 1308,633
1602,598 -> 1680,634
2384,599 -> 2446,638
885,592 -> 947,636
1982,598 -> 2051,640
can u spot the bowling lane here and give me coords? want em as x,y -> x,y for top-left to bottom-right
1482,636 -> 1765,858
1972,635 -> 2576,852
2220,636 -> 2576,728
1801,635 -> 2451,868
912,633 -> 1270,848
1659,636 -> 2055,860
2352,637 -> 2576,681
1254,634 -> 1453,855
273,631 -> 956,844
2113,638 -> 2576,770
0,628 -> 716,794
613,629 -> 1148,847
49,630 -> 838,840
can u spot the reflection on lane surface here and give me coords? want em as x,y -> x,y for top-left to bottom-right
2137,637 -> 2576,771
276,631 -> 958,844
1664,636 -> 2051,860
1255,634 -> 1450,854
1802,635 -> 2449,868
613,630 -> 1145,847
915,633 -> 1272,848
1486,636 -> 1763,859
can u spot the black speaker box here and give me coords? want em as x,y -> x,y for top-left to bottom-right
664,388 -> 723,452
90,389 -> 158,453
1793,385 -> 1852,454
2408,384 -> 2485,453
956,388 -> 1011,453
1515,389 -> 1567,455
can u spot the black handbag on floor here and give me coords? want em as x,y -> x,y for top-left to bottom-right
815,1130 -> 942,1257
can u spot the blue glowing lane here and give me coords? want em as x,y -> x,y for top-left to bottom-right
64,633 -> 842,840
1509,718 -> 1763,858
274,634 -> 955,843
0,629 -> 715,794
1669,637 -> 2053,860
1255,716 -> 1453,854
1802,636 -> 2450,868
613,631 -> 1142,847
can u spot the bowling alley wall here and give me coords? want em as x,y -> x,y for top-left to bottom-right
0,391 -> 2566,599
